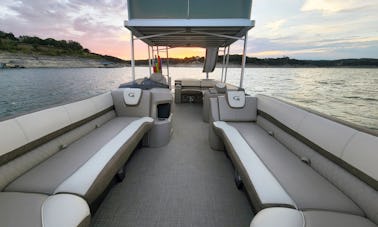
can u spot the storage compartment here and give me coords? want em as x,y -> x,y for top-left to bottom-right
145,88 -> 174,147
143,115 -> 173,147
157,103 -> 171,119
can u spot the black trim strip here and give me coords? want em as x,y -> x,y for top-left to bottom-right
258,109 -> 378,190
0,106 -> 114,165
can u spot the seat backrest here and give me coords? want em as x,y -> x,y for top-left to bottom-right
112,89 -> 151,117
0,93 -> 115,190
181,79 -> 201,87
257,94 -> 378,187
0,93 -> 114,166
200,79 -> 217,88
123,88 -> 143,106
256,94 -> 378,224
217,95 -> 257,122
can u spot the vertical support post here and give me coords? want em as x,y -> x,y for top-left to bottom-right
165,46 -> 170,76
156,47 -> 159,73
221,47 -> 226,82
151,46 -> 155,74
130,33 -> 135,81
156,46 -> 160,73
148,45 -> 152,76
166,46 -> 170,82
240,34 -> 248,88
224,45 -> 230,83
206,72 -> 209,79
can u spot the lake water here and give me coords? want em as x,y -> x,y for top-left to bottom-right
0,67 -> 377,132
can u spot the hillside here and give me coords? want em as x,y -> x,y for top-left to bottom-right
0,31 -> 126,68
132,55 -> 378,68
1,31 -> 377,68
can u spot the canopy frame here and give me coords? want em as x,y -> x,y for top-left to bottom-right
125,1 -> 254,88
129,31 -> 250,88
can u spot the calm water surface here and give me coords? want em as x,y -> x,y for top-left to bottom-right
0,67 -> 377,132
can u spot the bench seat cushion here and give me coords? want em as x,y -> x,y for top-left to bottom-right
0,192 -> 90,227
213,121 -> 296,209
5,117 -> 153,203
214,121 -> 363,215
251,208 -> 376,227
228,122 -> 363,215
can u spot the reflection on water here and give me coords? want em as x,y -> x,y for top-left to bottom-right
0,67 -> 377,132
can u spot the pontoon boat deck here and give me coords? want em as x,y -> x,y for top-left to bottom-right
0,1 -> 377,227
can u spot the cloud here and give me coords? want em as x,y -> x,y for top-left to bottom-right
246,35 -> 378,60
0,0 -> 130,58
245,0 -> 378,59
252,48 -> 327,58
301,0 -> 376,13
0,0 -> 127,35
266,19 -> 286,32
0,0 -> 377,60
0,1 -> 20,19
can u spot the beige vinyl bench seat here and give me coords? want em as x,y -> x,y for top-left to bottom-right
5,116 -> 153,203
251,207 -> 376,227
210,91 -> 378,227
0,192 -> 90,227
0,90 -> 159,226
214,121 -> 362,215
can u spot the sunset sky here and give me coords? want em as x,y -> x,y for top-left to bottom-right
1,0 -> 377,60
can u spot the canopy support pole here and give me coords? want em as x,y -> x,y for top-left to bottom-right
148,45 -> 152,76
221,47 -> 226,82
240,34 -> 248,88
166,46 -> 170,87
156,46 -> 160,74
224,45 -> 230,83
151,46 -> 154,73
130,33 -> 136,81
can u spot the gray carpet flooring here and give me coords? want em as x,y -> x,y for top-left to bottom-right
92,104 -> 253,227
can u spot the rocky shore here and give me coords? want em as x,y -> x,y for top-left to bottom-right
0,53 -> 127,68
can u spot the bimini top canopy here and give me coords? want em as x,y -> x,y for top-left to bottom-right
124,0 -> 255,48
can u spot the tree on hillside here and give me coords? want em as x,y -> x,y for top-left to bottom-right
43,38 -> 58,47
19,36 -> 43,45
67,40 -> 83,51
0,31 -> 18,41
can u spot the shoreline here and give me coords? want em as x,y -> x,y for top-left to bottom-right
133,64 -> 378,69
1,53 -> 377,69
0,53 -> 127,68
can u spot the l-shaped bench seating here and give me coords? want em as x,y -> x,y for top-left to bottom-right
209,91 -> 378,227
0,88 -> 169,226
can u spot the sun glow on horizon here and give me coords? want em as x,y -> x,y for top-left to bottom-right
166,48 -> 205,59
114,46 -> 207,60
